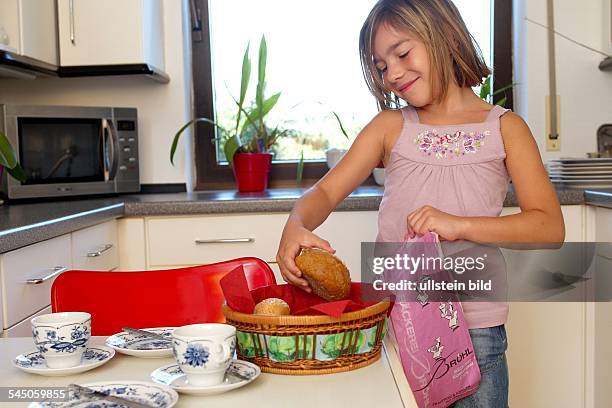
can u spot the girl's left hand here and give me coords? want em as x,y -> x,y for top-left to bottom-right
407,205 -> 467,241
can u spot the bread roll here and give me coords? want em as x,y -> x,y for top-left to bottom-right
295,248 -> 351,301
254,298 -> 291,315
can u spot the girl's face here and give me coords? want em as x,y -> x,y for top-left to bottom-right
373,23 -> 433,107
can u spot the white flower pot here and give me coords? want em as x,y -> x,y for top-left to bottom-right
372,168 -> 385,185
325,148 -> 348,169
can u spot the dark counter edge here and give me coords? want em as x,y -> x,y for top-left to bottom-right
1,187 -> 607,254
0,203 -> 125,254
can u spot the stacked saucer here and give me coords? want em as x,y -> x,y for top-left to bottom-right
547,158 -> 612,189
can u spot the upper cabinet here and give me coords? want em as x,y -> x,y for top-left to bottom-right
0,0 -> 58,66
57,0 -> 165,70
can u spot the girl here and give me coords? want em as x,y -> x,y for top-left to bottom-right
276,0 -> 564,406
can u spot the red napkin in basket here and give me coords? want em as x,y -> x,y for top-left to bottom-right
220,265 -> 257,313
220,265 -> 391,318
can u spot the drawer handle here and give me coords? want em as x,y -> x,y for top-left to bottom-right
26,266 -> 68,285
195,238 -> 255,244
87,244 -> 114,258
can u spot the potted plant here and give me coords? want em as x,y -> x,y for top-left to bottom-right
479,75 -> 514,107
325,111 -> 354,169
0,131 -> 26,185
171,36 -> 289,192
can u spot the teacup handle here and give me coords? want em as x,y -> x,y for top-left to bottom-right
221,342 -> 231,362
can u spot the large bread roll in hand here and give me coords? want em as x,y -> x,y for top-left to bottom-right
295,248 -> 351,301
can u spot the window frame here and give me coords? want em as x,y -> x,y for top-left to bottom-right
191,0 -> 513,190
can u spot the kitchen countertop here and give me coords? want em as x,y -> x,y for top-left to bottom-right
0,187 -> 607,254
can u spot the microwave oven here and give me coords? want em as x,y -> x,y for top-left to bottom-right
0,105 -> 140,200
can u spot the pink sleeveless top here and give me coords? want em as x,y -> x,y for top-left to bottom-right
377,104 -> 511,329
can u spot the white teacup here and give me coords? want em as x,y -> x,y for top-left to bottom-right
31,312 -> 91,368
172,323 -> 236,387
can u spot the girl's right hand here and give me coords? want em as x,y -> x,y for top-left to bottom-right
276,222 -> 335,292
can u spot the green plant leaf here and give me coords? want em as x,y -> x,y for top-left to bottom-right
236,42 -> 251,137
479,76 -> 491,100
170,117 -> 230,165
223,133 -> 241,165
331,111 -> 350,140
257,35 -> 267,101
0,131 -> 18,168
239,43 -> 251,106
6,163 -> 26,182
495,97 -> 507,107
240,92 -> 281,136
492,83 -> 514,96
296,148 -> 304,184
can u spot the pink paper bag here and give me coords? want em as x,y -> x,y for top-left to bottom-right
388,232 -> 481,408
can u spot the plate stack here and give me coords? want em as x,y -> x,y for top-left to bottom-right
547,158 -> 612,189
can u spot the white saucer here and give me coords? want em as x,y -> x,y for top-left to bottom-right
150,360 -> 261,396
13,345 -> 115,376
29,380 -> 179,408
106,327 -> 174,358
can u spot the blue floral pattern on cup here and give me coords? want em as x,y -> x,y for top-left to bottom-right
183,344 -> 210,367
32,321 -> 90,354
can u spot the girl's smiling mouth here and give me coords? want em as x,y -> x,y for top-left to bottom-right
398,77 -> 420,93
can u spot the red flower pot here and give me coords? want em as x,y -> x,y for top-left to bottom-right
232,153 -> 273,192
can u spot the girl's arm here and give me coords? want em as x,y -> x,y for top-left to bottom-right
276,110 -> 398,286
408,112 -> 565,243
463,112 -> 564,242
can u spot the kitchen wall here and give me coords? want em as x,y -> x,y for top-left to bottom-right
513,0 -> 612,161
0,0 -> 194,187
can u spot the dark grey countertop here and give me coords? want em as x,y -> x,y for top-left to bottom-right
0,186 -> 607,254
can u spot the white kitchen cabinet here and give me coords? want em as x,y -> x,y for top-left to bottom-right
143,211 -> 379,280
3,306 -> 51,338
0,234 -> 71,330
0,0 -> 58,65
146,213 -> 288,268
117,217 -> 147,270
0,0 -> 20,53
57,0 -> 164,69
588,207 -> 612,408
71,220 -> 119,271
501,205 -> 587,407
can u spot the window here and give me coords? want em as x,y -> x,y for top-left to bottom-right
191,0 -> 512,190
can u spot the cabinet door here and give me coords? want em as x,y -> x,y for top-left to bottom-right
0,234 -> 71,329
0,0 -> 20,53
147,214 -> 288,267
57,0 -> 144,66
71,220 -> 119,271
3,306 -> 51,338
19,0 -> 58,65
591,256 -> 612,407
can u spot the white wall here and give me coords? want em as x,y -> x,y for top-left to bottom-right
0,0 -> 194,187
513,0 -> 612,161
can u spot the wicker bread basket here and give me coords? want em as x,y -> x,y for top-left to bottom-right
222,299 -> 391,375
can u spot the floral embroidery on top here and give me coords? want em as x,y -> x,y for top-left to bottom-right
414,129 -> 489,159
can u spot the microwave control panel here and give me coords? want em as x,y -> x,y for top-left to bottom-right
113,107 -> 139,192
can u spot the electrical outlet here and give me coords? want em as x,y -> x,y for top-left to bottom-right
546,95 -> 561,151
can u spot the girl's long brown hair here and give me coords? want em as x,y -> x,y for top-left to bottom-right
359,0 -> 491,110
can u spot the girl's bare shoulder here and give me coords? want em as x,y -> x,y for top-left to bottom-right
373,108 -> 403,127
499,112 -> 533,146
366,109 -> 403,141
